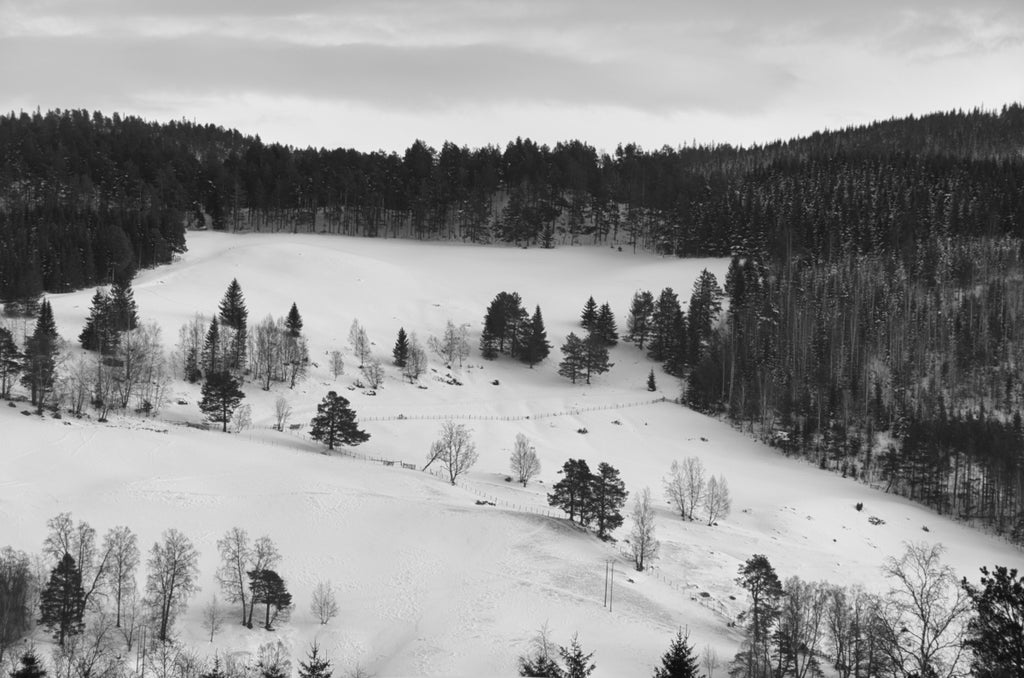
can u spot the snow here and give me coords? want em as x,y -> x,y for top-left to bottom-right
2,232 -> 1020,677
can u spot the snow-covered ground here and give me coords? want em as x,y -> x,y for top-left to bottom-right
2,232 -> 1020,677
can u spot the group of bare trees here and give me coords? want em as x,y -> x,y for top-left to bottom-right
663,457 -> 731,526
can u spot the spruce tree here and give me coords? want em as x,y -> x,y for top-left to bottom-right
78,289 -> 113,353
199,371 -> 245,432
594,302 -> 619,346
108,277 -> 139,334
626,290 -> 655,350
648,287 -> 681,362
663,312 -> 689,377
298,642 -> 333,678
962,565 -> 1024,677
202,317 -> 221,376
393,327 -> 410,367
9,650 -> 47,678
687,270 -> 723,363
521,306 -> 552,367
200,657 -> 227,678
582,334 -> 613,385
285,303 -> 303,338
558,634 -> 595,678
580,296 -> 598,331
548,458 -> 594,525
38,553 -> 85,646
652,628 -> 701,678
558,333 -> 586,384
590,462 -> 627,540
0,326 -> 24,398
647,369 -> 657,392
218,279 -> 248,371
20,299 -> 60,410
309,391 -> 370,450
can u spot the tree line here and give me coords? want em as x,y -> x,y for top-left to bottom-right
5,105 -> 1024,305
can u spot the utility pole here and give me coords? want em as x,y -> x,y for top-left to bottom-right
609,561 -> 615,612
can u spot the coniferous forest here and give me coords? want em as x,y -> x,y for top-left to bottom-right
3,104 -> 1024,540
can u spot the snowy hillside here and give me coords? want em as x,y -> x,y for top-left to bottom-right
2,232 -> 1020,677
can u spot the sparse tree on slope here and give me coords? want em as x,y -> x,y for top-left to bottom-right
558,333 -> 586,384
248,569 -> 292,631
559,634 -> 595,678
626,290 -> 654,350
580,296 -> 598,331
591,462 -> 627,540
348,320 -> 370,367
216,527 -> 252,625
102,525 -> 139,628
298,642 -> 332,678
653,628 -> 701,678
310,581 -> 339,625
0,327 -> 24,398
517,623 -> 562,677
548,459 -> 594,525
199,371 -> 245,432
630,487 -> 659,572
21,299 -> 60,410
309,391 -> 370,451
581,333 -> 613,384
145,529 -> 199,642
594,302 -> 619,346
402,332 -> 428,383
704,474 -> 731,525
962,565 -> 1024,678
511,433 -> 542,486
731,554 -> 783,678
392,327 -> 409,367
218,279 -> 248,371
424,421 -> 478,484
285,302 -> 303,338
38,553 -> 85,646
522,306 -> 552,367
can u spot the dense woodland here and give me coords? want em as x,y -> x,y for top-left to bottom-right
3,105 -> 1024,304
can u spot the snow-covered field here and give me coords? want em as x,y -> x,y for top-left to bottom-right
2,232 -> 1020,677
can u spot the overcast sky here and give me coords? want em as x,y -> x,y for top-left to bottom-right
1,0 -> 1022,153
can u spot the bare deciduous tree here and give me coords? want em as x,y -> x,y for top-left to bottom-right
360,359 -> 384,389
202,595 -> 225,642
428,320 -> 471,367
663,458 -> 706,521
231,404 -> 252,433
43,513 -> 110,612
703,474 -> 731,525
245,536 -> 281,628
702,644 -> 720,678
348,320 -> 370,368
216,527 -> 252,625
878,542 -> 971,678
329,350 -> 344,380
274,397 -> 292,431
145,529 -> 200,642
101,526 -> 138,629
628,487 -> 659,572
423,421 -> 478,485
401,333 -> 427,383
310,580 -> 339,625
510,433 -> 541,486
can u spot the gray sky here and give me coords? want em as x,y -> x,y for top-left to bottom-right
2,0 -> 1022,152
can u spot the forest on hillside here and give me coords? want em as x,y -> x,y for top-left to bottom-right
2,105 -> 1024,305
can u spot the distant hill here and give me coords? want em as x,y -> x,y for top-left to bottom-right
2,104 -> 1024,304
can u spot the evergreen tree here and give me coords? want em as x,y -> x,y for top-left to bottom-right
481,291 -> 528,358
582,334 -> 613,385
78,289 -> 114,353
647,369 -> 657,392
108,277 -> 139,334
558,333 -> 586,384
199,371 -> 245,432
962,565 -> 1024,678
218,279 -> 248,371
393,327 -> 410,367
594,302 -> 619,346
298,642 -> 333,678
663,312 -> 689,377
590,462 -> 627,540
248,569 -> 292,631
200,657 -> 227,678
0,326 -> 24,398
521,306 -> 552,367
285,303 -> 303,338
309,391 -> 370,450
479,325 -> 499,360
626,290 -> 655,350
648,287 -> 682,362
687,269 -> 723,363
652,628 -> 701,678
20,299 -> 59,410
731,554 -> 783,678
9,650 -> 47,678
202,317 -> 221,376
518,655 -> 562,678
580,296 -> 598,331
548,459 -> 594,525
38,553 -> 85,646
558,634 -> 595,678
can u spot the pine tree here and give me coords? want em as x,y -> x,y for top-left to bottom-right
0,326 -> 24,398
594,302 -> 619,346
298,643 -> 333,678
687,269 -> 723,363
9,650 -> 47,678
218,279 -> 248,371
481,291 -> 528,358
285,303 -> 303,338
548,458 -> 594,525
200,371 -> 245,432
962,565 -> 1024,678
582,333 -> 613,385
580,296 -> 598,331
38,553 -> 85,646
663,312 -> 689,377
78,289 -> 114,353
248,569 -> 292,631
521,306 -> 552,367
626,290 -> 654,350
393,327 -> 410,367
652,628 -> 701,678
647,369 -> 657,392
558,333 -> 586,384
731,554 -> 783,678
648,287 -> 681,362
559,634 -> 596,678
20,299 -> 59,410
590,462 -> 627,540
202,317 -> 221,375
108,277 -> 139,334
309,391 -> 370,450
